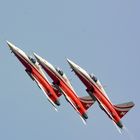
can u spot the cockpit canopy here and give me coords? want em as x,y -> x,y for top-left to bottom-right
55,67 -> 64,76
28,56 -> 37,64
90,73 -> 98,83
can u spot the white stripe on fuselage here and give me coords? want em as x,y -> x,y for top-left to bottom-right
74,67 -> 112,105
11,48 -> 58,109
68,59 -> 112,103
9,45 -> 47,78
73,68 -> 117,120
14,50 -> 48,82
13,50 -> 42,74
62,74 -> 76,93
96,80 -> 112,103
42,62 -> 80,106
40,60 -> 79,98
37,58 -> 88,118
40,61 -> 87,122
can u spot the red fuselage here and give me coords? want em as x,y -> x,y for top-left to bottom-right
39,63 -> 88,119
13,51 -> 60,105
74,69 -> 121,124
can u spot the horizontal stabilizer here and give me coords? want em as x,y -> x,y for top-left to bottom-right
114,101 -> 135,118
79,96 -> 95,110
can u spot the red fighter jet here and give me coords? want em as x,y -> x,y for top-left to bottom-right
7,41 -> 61,111
67,59 -> 134,131
33,53 -> 94,124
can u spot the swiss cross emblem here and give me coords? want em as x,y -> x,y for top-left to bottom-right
121,112 -> 126,115
86,104 -> 91,107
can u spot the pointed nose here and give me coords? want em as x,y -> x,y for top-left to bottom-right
7,41 -> 18,51
67,58 -> 76,69
33,52 -> 44,64
67,58 -> 72,66
33,53 -> 40,61
33,53 -> 54,70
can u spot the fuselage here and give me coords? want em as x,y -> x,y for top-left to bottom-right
67,59 -> 123,127
33,54 -> 88,120
7,42 -> 60,106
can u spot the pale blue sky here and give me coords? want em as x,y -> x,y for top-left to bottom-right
1,0 -> 139,139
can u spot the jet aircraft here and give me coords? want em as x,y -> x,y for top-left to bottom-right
33,53 -> 94,124
67,59 -> 134,130
7,41 -> 61,111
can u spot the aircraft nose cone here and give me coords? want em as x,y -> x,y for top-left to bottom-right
6,41 -> 17,51
67,59 -> 76,69
33,53 -> 41,61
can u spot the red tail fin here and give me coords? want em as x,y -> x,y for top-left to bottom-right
79,96 -> 95,110
114,102 -> 134,118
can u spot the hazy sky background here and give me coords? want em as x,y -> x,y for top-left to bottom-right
1,0 -> 139,139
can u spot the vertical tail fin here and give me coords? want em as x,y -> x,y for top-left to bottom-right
79,96 -> 95,110
113,102 -> 135,118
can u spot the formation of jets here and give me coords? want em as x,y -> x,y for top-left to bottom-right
7,41 -> 135,132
